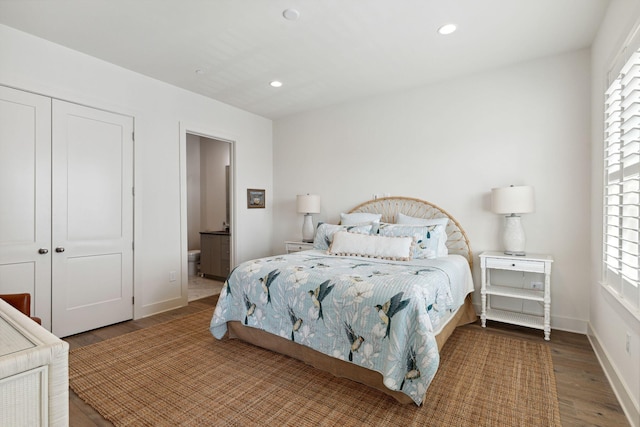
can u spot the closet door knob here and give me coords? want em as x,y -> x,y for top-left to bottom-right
55,247 -> 65,253
38,248 -> 49,254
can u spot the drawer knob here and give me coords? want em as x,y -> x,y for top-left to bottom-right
512,263 -> 515,267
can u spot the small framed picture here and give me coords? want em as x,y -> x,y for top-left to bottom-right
247,189 -> 265,209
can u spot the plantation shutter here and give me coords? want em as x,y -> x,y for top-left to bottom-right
604,49 -> 640,311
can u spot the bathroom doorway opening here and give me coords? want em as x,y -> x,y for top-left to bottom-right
186,135 -> 230,249
180,126 -> 234,303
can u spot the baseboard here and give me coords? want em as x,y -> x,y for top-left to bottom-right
136,296 -> 188,319
550,315 -> 588,334
588,324 -> 640,427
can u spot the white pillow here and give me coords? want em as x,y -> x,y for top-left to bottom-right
378,224 -> 443,259
340,212 -> 382,233
313,222 -> 373,250
397,213 -> 449,227
340,212 -> 383,225
328,231 -> 414,261
396,214 -> 449,257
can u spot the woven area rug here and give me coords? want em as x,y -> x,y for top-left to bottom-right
69,309 -> 562,427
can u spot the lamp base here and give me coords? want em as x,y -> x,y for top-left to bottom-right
502,214 -> 527,255
302,213 -> 315,243
504,250 -> 526,256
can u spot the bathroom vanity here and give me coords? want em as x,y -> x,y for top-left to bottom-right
200,231 -> 230,280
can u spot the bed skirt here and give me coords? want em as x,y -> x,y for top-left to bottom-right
227,294 -> 477,404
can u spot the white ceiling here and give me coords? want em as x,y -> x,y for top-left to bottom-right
0,0 -> 609,119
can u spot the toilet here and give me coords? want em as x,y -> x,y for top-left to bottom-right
188,250 -> 201,276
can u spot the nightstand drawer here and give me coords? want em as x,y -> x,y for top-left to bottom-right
285,241 -> 314,253
484,257 -> 545,273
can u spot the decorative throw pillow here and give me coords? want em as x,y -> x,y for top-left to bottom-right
313,222 -> 373,250
378,223 -> 444,259
396,213 -> 448,227
328,231 -> 414,261
395,214 -> 449,257
340,212 -> 382,224
340,212 -> 382,233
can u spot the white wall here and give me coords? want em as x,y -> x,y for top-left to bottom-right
186,135 -> 231,251
590,1 -> 640,425
186,134 -> 202,250
274,49 -> 592,334
0,24 -> 274,319
200,137 -> 230,232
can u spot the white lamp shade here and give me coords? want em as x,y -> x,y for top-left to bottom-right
491,186 -> 535,215
297,194 -> 321,214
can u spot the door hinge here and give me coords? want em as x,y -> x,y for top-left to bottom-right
132,187 -> 135,196
132,131 -> 135,142
132,241 -> 135,250
132,296 -> 135,305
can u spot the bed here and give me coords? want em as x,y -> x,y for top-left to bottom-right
210,197 -> 476,405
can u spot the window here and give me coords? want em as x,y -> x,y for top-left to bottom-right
603,48 -> 640,312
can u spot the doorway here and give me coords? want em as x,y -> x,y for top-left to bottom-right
186,135 -> 230,248
182,131 -> 232,301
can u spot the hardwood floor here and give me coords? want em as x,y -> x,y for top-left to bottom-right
65,296 -> 630,427
462,322 -> 630,427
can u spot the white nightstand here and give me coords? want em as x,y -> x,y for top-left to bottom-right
479,251 -> 554,340
285,241 -> 314,254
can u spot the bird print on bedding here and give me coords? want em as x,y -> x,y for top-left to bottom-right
243,293 -> 255,325
374,292 -> 410,339
350,263 -> 371,269
415,229 -> 432,254
210,250 -> 471,405
222,265 -> 241,298
259,269 -> 280,304
344,321 -> 365,362
288,305 -> 303,342
222,280 -> 232,298
400,347 -> 421,390
308,280 -> 334,320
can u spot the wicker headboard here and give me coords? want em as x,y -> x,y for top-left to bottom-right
348,196 -> 473,267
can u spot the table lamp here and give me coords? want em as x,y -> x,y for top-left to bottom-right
297,194 -> 321,242
491,185 -> 535,256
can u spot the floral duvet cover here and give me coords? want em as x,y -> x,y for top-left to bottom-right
210,250 -> 473,405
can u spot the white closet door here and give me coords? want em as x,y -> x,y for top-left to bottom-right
51,100 -> 134,337
0,86 -> 52,329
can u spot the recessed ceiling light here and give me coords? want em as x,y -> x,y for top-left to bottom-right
283,9 -> 300,21
437,24 -> 457,35
270,80 -> 283,88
